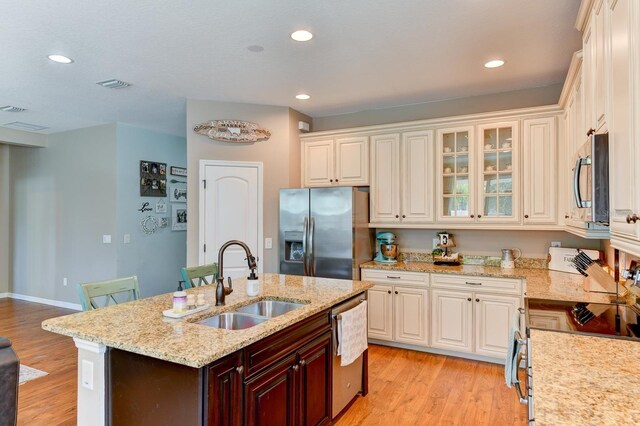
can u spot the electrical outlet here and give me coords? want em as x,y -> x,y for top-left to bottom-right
102,235 -> 111,244
63,277 -> 68,287
432,238 -> 440,250
81,360 -> 94,390
123,234 -> 130,244
265,238 -> 273,249
551,241 -> 561,248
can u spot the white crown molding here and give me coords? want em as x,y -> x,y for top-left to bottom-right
559,50 -> 584,108
575,0 -> 595,31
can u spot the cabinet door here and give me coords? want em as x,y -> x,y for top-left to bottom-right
207,352 -> 244,426
430,289 -> 473,353
401,130 -> 434,223
523,117 -> 557,225
370,134 -> 401,223
608,0 -> 640,245
583,16 -> 596,133
436,127 -> 475,223
474,294 -> 519,358
477,122 -> 520,224
594,0 -> 607,130
245,354 -> 298,426
394,286 -> 429,346
303,140 -> 334,187
335,136 -> 369,186
297,332 -> 332,426
367,284 -> 394,341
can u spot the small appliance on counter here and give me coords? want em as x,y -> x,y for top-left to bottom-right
374,232 -> 398,264
433,232 -> 460,266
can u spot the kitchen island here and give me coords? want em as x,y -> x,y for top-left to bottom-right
42,273 -> 373,426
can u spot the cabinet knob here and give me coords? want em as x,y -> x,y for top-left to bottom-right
467,297 -> 472,302
335,179 -> 339,182
470,214 -> 475,218
626,214 -> 639,224
387,290 -> 392,294
402,215 -> 406,218
565,215 -> 570,219
330,179 -> 333,183
395,215 -> 399,218
587,128 -> 596,136
524,214 -> 529,219
475,298 -> 480,302
236,365 -> 244,374
477,214 -> 482,218
394,291 -> 398,295
299,359 -> 307,366
292,364 -> 299,371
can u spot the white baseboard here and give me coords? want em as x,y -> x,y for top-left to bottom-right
368,339 -> 505,365
5,293 -> 82,311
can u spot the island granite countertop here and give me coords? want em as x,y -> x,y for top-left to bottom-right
42,273 -> 372,368
360,261 -> 622,304
530,329 -> 640,425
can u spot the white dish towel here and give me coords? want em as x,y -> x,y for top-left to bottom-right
337,300 -> 368,367
504,309 -> 522,388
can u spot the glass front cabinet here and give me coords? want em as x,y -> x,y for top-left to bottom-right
437,122 -> 520,224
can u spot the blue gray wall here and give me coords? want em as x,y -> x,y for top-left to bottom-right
116,124 -> 186,297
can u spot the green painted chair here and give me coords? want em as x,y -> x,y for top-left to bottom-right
180,263 -> 218,288
77,276 -> 141,311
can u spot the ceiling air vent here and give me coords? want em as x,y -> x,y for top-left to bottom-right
3,121 -> 49,131
0,105 -> 26,112
96,79 -> 131,89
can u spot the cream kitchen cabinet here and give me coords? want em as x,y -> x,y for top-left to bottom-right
522,117 -> 557,225
581,0 -> 608,135
362,269 -> 429,346
301,136 -> 369,187
608,0 -> 640,256
430,274 -> 522,359
370,131 -> 434,224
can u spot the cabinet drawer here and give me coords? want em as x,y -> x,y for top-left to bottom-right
430,273 -> 521,295
361,269 -> 428,286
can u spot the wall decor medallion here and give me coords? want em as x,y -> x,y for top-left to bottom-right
140,216 -> 159,235
193,120 -> 271,143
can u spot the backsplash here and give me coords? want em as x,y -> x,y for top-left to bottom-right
398,251 -> 548,269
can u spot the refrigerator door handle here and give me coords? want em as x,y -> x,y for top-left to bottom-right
309,217 -> 316,277
302,216 -> 309,276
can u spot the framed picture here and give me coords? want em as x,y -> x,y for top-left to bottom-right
140,160 -> 167,197
170,166 -> 187,177
169,185 -> 187,203
172,205 -> 187,231
155,199 -> 167,214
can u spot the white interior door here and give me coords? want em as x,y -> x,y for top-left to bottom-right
200,161 -> 263,279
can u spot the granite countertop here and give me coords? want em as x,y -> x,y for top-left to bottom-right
42,273 -> 372,368
530,329 -> 640,425
360,261 -> 620,304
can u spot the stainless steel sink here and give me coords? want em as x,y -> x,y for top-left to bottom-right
234,300 -> 306,318
197,312 -> 268,330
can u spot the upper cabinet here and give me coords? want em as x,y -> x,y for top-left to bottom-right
436,127 -> 475,223
301,136 -> 368,187
523,117 -> 557,225
370,131 -> 434,224
582,0 -> 608,134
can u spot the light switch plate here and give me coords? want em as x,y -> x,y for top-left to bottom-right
123,234 -> 130,244
102,235 -> 112,244
551,241 -> 561,247
265,238 -> 273,249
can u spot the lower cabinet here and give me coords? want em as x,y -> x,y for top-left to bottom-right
365,281 -> 429,346
430,289 -> 473,353
207,352 -> 244,426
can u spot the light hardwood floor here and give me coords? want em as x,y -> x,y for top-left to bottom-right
1,298 -> 526,425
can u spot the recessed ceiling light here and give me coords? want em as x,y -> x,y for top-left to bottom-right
47,54 -> 74,64
296,94 -> 311,100
291,30 -> 313,42
484,59 -> 505,68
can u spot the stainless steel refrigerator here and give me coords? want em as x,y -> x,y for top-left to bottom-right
279,187 -> 373,280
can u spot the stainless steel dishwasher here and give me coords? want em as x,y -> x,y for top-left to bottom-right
331,294 -> 367,418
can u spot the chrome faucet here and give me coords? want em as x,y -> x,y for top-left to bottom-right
216,240 -> 258,306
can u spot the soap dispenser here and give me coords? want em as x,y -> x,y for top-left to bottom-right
173,281 -> 187,313
246,270 -> 260,296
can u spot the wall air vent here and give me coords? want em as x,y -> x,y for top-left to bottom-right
96,79 -> 131,89
3,121 -> 49,131
0,105 -> 26,112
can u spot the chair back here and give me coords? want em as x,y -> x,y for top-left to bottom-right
77,276 -> 141,311
180,263 -> 218,288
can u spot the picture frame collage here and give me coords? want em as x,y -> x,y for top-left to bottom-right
139,162 -> 187,233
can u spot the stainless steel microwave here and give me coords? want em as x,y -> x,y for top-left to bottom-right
571,133 -> 609,225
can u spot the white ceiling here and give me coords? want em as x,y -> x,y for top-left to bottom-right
0,0 -> 581,136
